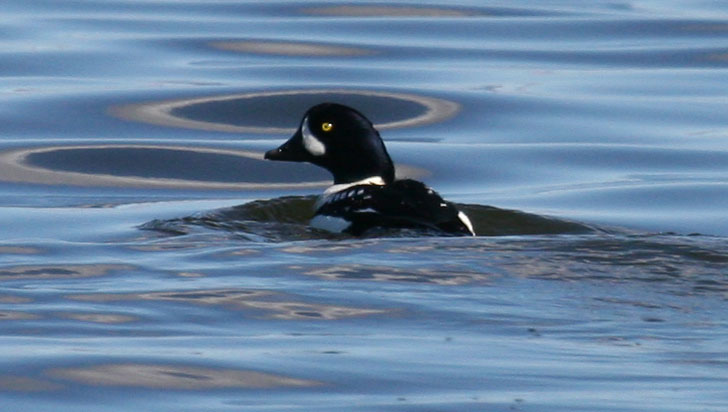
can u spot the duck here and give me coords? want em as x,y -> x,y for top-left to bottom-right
264,103 -> 475,236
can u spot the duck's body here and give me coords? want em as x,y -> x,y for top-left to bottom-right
264,103 -> 474,236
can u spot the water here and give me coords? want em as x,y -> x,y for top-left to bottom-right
1,1 -> 727,411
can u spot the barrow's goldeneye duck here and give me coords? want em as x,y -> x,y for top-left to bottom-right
264,103 -> 475,236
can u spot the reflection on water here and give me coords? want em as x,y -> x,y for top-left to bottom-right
0,311 -> 38,321
301,264 -> 495,285
0,376 -> 63,392
48,363 -> 320,389
0,264 -> 129,281
60,313 -> 138,324
302,4 -> 565,17
0,247 -> 39,255
0,296 -> 32,304
211,40 -> 372,56
68,289 -> 387,320
303,5 -> 478,17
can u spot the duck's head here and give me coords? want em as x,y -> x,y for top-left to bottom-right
264,103 -> 395,185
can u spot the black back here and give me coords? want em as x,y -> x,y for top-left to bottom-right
316,179 -> 473,236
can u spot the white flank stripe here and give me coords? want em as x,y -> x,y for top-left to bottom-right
301,116 -> 326,156
322,176 -> 385,196
315,176 -> 386,209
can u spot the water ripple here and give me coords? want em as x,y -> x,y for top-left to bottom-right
111,89 -> 460,133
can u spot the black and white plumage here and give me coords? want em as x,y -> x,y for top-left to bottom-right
264,103 -> 475,236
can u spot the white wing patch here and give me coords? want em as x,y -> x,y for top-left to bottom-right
310,214 -> 351,233
458,211 -> 475,236
301,116 -> 326,156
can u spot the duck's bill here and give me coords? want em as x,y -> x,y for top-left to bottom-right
264,130 -> 311,162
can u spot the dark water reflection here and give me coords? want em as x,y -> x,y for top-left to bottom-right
24,147 -> 328,184
0,264 -> 128,281
2,0 -> 728,411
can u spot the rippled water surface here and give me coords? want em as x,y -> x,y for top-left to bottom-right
1,1 -> 727,411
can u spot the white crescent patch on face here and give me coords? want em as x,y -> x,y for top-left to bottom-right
301,116 -> 326,156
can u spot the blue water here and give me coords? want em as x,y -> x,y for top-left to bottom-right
1,1 -> 727,411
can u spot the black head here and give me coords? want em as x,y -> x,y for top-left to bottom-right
264,103 -> 395,184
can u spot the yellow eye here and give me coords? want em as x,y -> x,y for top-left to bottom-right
321,122 -> 333,132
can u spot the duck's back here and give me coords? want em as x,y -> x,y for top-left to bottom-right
314,179 -> 475,236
